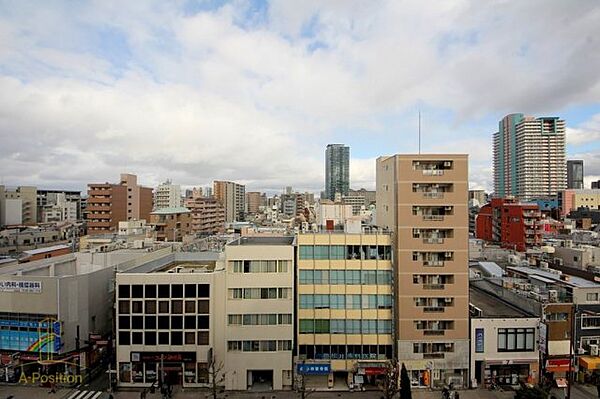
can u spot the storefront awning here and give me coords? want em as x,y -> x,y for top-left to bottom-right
579,356 -> 600,370
546,359 -> 573,373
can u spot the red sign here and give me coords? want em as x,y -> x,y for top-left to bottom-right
546,359 -> 572,372
364,367 -> 386,376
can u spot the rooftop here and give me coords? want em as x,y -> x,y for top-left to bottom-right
22,244 -> 70,256
508,266 -> 600,289
228,236 -> 295,246
470,287 -> 534,318
151,207 -> 191,215
124,251 -> 221,274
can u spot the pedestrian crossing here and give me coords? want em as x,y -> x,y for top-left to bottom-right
66,390 -> 105,399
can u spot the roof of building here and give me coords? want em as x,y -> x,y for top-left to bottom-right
150,207 -> 191,214
508,266 -> 600,288
125,251 -> 221,274
22,244 -> 70,256
475,261 -> 505,278
228,236 -> 295,246
470,287 -> 534,318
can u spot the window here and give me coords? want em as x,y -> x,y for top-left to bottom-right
118,285 -> 130,299
185,332 -> 195,345
299,270 -> 313,284
497,328 -> 535,352
299,319 -> 314,333
158,301 -> 169,313
158,284 -> 170,298
119,301 -> 130,314
118,316 -> 130,329
299,246 -> 314,259
582,315 -> 600,329
185,300 -> 195,313
587,293 -> 599,302
132,332 -> 143,345
145,331 -> 156,346
158,316 -> 169,329
172,284 -> 183,298
198,284 -> 210,297
171,316 -> 183,329
131,301 -> 143,314
184,315 -> 196,329
118,332 -> 130,346
171,331 -> 183,345
278,340 -> 292,351
197,331 -> 209,345
346,270 -> 361,285
546,312 -> 569,321
228,341 -> 242,351
172,300 -> 183,314
198,315 -> 209,329
158,332 -> 169,345
145,316 -> 156,329
145,301 -> 156,314
198,300 -> 209,313
131,285 -> 143,298
184,284 -> 196,297
278,314 -> 292,325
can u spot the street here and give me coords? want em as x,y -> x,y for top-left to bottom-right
1,384 -> 599,399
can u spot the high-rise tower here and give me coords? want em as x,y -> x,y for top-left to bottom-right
325,144 -> 350,201
493,114 -> 566,201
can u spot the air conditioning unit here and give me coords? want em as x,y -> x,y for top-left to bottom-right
445,206 -> 452,211
444,161 -> 452,167
548,290 -> 558,303
445,252 -> 453,258
591,344 -> 599,356
445,298 -> 452,303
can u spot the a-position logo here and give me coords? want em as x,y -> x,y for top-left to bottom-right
17,317 -> 84,385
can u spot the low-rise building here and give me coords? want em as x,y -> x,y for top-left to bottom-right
149,207 -> 192,242
19,244 -> 71,263
476,198 -> 542,252
115,252 -> 224,388
469,287 -> 539,388
296,232 -> 394,390
224,236 -> 295,390
0,253 -> 114,382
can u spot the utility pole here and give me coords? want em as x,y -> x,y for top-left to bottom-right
567,304 -> 576,399
75,325 -> 81,377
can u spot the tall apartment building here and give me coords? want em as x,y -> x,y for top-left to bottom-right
87,174 -> 153,235
296,232 -> 394,390
184,197 -> 226,236
325,144 -> 350,201
475,198 -> 542,252
0,185 -> 37,226
37,189 -> 82,220
214,181 -> 245,223
567,160 -> 584,190
493,114 -> 566,201
224,236 -> 295,390
376,154 -> 470,388
154,179 -> 182,210
245,191 -> 265,215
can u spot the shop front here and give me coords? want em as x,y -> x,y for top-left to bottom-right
485,360 -> 536,387
354,362 -> 388,390
297,362 -> 331,390
119,352 -> 206,387
578,356 -> 600,384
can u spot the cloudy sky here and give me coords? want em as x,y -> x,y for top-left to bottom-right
1,0 -> 599,194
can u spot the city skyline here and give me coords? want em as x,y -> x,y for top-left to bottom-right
1,2 -> 599,193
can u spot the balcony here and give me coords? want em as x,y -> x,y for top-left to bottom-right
423,260 -> 444,267
423,215 -> 444,221
423,307 -> 445,313
423,192 -> 444,199
422,169 -> 444,176
423,353 -> 445,359
423,330 -> 445,336
423,284 -> 445,290
423,238 -> 444,244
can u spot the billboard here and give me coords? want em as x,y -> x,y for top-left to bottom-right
0,319 -> 61,353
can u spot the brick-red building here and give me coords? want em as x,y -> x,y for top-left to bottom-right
476,198 -> 542,252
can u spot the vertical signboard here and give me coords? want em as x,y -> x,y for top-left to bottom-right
475,328 -> 485,353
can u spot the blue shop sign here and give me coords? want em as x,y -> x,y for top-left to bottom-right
297,363 -> 331,375
475,328 -> 484,353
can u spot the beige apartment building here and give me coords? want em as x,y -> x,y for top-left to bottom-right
184,196 -> 225,235
214,181 -> 245,222
376,154 -> 470,388
296,232 -> 394,390
223,236 -> 295,390
87,174 -> 153,235
0,185 -> 38,226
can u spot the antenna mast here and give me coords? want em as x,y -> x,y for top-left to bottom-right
418,110 -> 421,154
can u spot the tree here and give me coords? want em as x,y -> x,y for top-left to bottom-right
399,363 -> 412,399
295,371 -> 316,399
208,353 -> 225,399
380,360 -> 400,399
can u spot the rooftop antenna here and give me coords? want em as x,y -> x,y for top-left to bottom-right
418,109 -> 422,154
